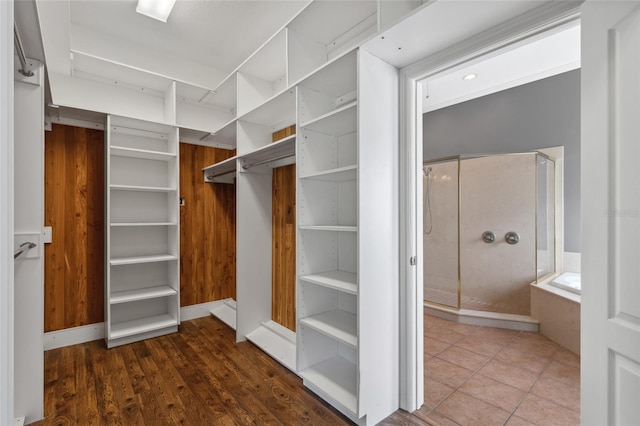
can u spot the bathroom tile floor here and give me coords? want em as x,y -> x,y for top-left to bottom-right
417,314 -> 580,426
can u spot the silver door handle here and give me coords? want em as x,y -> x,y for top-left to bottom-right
482,231 -> 496,243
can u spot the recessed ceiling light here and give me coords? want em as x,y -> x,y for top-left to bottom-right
136,0 -> 176,23
463,73 -> 478,81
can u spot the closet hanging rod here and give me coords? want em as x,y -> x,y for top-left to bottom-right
242,153 -> 295,170
206,170 -> 236,180
14,23 -> 34,77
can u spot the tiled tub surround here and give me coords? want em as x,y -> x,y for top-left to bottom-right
419,314 -> 580,426
531,276 -> 580,355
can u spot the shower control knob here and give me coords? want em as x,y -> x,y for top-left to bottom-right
482,231 -> 496,243
505,232 -> 520,245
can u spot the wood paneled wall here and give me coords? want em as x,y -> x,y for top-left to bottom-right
272,165 -> 296,331
44,124 -> 105,332
179,143 -> 236,306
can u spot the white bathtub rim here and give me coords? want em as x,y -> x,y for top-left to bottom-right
532,275 -> 581,304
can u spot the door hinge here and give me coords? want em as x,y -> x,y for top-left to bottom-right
409,256 -> 417,266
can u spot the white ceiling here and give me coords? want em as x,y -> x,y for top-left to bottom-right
421,23 -> 581,112
68,0 -> 307,78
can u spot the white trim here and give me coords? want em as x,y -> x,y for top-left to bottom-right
43,301 -> 224,350
180,301 -> 225,321
0,0 -> 14,423
397,2 -> 582,412
44,323 -> 105,351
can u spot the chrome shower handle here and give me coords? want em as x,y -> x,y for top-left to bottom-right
505,232 -> 520,245
482,231 -> 496,243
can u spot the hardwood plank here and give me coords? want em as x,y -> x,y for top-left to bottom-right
39,316 -> 425,425
272,164 -> 296,331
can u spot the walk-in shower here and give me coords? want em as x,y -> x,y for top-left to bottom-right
423,152 -> 555,316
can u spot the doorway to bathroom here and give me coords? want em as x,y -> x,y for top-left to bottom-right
415,21 -> 582,425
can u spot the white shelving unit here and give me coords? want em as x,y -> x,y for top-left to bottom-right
106,115 -> 180,348
295,48 -> 399,425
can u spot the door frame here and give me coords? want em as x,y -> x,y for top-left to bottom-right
0,0 -> 14,424
398,1 -> 583,411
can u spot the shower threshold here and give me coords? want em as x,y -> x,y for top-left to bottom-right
423,302 -> 539,332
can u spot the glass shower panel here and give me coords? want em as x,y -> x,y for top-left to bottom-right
423,158 -> 459,308
536,154 -> 556,280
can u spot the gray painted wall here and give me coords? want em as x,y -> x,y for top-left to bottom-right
423,69 -> 580,252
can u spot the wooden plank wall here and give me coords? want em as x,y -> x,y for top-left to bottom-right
44,124 -> 105,332
179,143 -> 236,306
271,126 -> 297,331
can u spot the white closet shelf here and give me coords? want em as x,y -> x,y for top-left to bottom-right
301,165 -> 357,182
110,285 -> 177,304
110,146 -> 176,161
110,314 -> 178,340
246,320 -> 296,371
299,271 -> 357,295
238,134 -> 295,169
202,156 -> 237,183
110,254 -> 178,266
300,310 -> 357,348
300,225 -> 357,232
299,356 -> 357,416
110,222 -> 177,227
300,101 -> 357,136
110,184 -> 176,193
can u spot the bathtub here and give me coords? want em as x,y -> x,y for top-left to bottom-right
551,272 -> 581,294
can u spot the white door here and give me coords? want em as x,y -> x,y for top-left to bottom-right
581,1 -> 640,424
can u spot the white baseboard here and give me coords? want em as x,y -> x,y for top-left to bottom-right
14,417 -> 25,426
44,300 -> 227,350
180,300 -> 226,321
44,322 -> 104,350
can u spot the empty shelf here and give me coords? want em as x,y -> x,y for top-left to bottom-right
238,134 -> 295,169
300,310 -> 357,348
210,298 -> 236,330
110,285 -> 178,304
299,271 -> 357,295
300,101 -> 357,136
301,165 -> 357,182
111,146 -> 176,161
246,320 -> 296,371
202,155 -> 237,175
110,314 -> 177,340
110,254 -> 178,266
111,222 -> 177,227
299,356 -> 357,417
300,225 -> 357,232
110,184 -> 176,193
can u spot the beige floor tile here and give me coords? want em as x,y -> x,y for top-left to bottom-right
434,391 -> 511,426
552,346 -> 580,369
541,360 -> 580,387
530,375 -> 580,412
508,332 -> 558,358
514,394 -> 580,426
455,334 -> 504,357
472,326 -> 521,345
425,357 -> 474,388
444,322 -> 478,336
437,345 -> 490,371
425,337 -> 451,356
425,326 -> 467,345
459,374 -> 526,413
420,410 -> 462,426
424,377 -> 455,410
505,415 -> 536,426
493,346 -> 551,374
478,359 -> 539,392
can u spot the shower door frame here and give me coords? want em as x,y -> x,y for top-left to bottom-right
397,5 -> 581,412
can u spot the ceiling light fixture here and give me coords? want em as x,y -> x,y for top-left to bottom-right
136,0 -> 177,23
463,73 -> 478,81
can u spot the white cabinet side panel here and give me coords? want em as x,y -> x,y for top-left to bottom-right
357,49 -> 399,422
236,171 -> 273,340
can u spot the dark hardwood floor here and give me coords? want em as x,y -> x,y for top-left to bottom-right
36,316 -> 431,425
